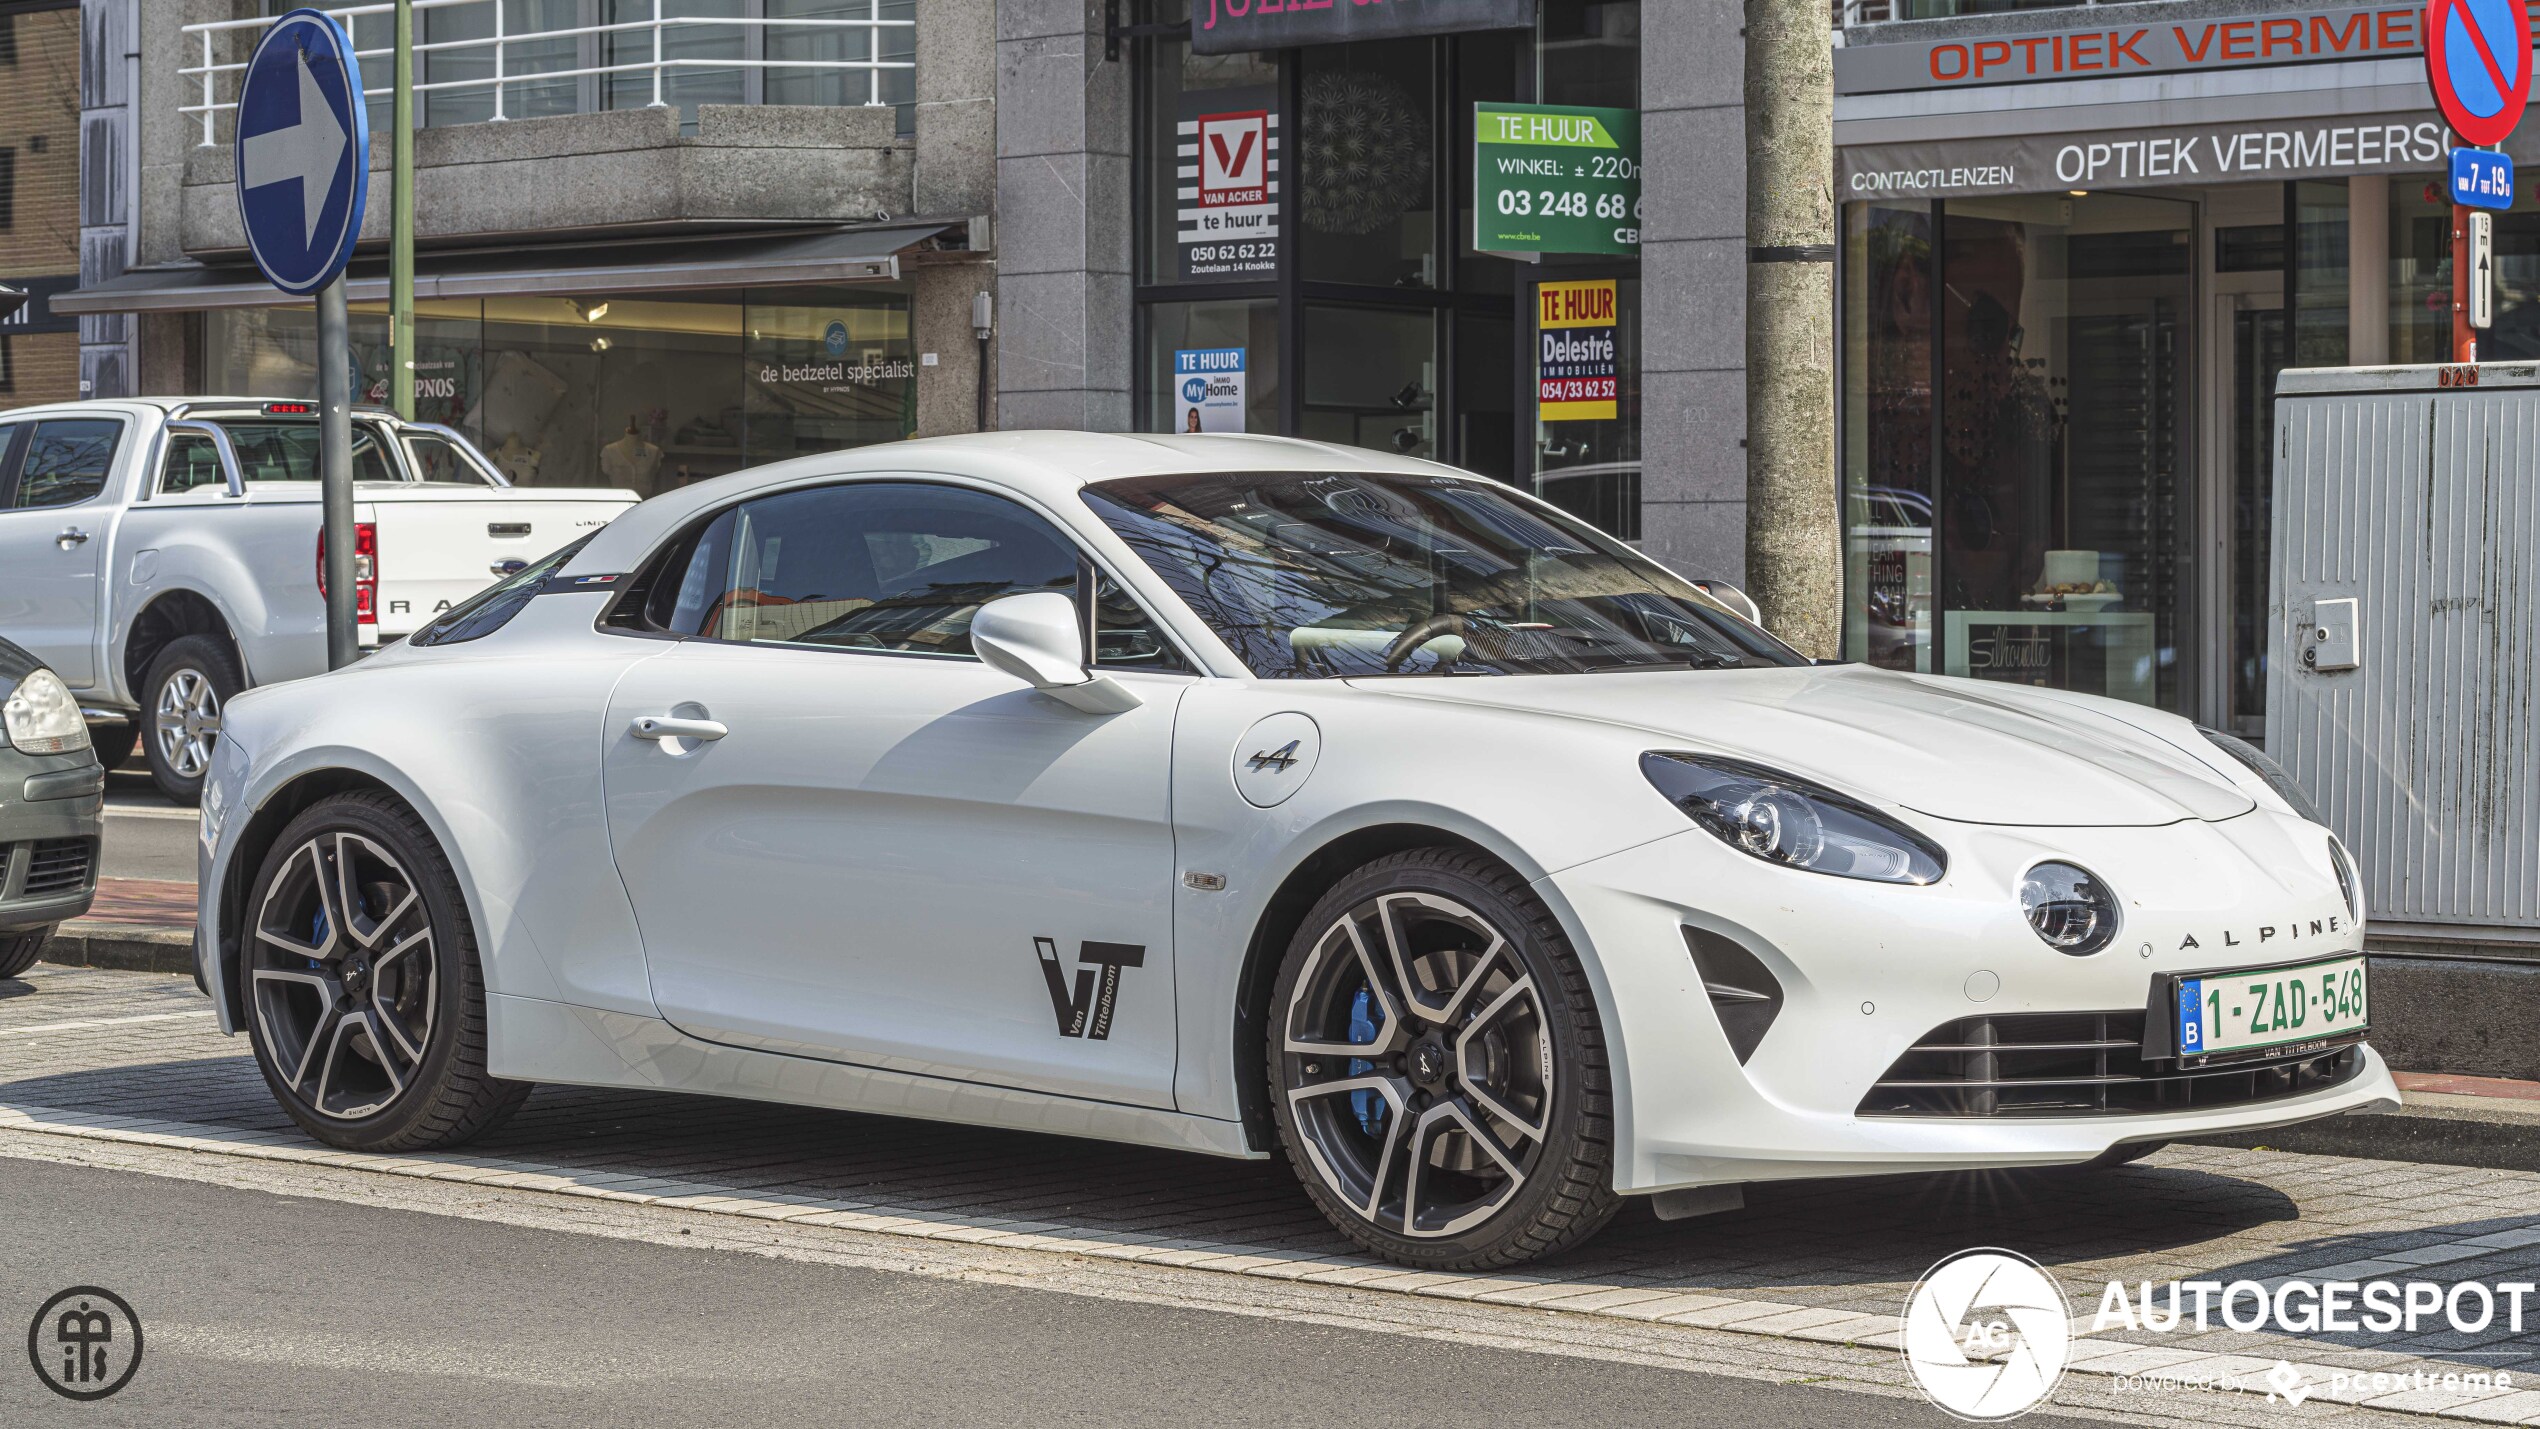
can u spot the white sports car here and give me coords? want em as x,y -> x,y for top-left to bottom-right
195,433 -> 2398,1269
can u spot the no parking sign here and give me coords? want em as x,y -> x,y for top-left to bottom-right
2427,0 -> 2533,146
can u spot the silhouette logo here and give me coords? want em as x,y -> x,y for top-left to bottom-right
1901,1249 -> 2070,1421
27,1286 -> 143,1401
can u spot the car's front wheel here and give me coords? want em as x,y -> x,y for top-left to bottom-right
1266,847 -> 1620,1269
240,792 -> 527,1151
0,929 -> 51,980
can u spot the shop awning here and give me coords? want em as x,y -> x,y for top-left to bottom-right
54,219 -> 978,316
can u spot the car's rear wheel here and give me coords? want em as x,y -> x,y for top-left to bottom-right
1266,847 -> 1620,1269
240,792 -> 527,1151
143,634 -> 243,804
0,929 -> 50,980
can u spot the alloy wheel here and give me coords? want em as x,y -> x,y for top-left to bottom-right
154,667 -> 222,779
248,831 -> 438,1120
1279,891 -> 1555,1239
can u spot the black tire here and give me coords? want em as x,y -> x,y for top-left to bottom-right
1265,846 -> 1621,1270
0,929 -> 50,980
141,634 -> 245,805
87,719 -> 140,773
239,791 -> 528,1151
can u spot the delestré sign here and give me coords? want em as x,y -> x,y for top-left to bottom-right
1835,3 -> 2432,94
1191,0 -> 1533,56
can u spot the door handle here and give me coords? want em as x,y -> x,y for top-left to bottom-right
630,715 -> 727,743
55,528 -> 88,549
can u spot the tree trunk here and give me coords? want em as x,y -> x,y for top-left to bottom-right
1744,0 -> 1840,658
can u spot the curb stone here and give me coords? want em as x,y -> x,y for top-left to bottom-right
0,1102 -> 2529,1424
41,923 -> 195,977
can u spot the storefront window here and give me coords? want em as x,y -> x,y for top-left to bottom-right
1843,199 -> 1934,674
2291,180 -> 2350,367
1301,306 -> 1436,457
1130,3 -> 1631,530
203,284 -> 911,496
1145,298 -> 1280,433
1295,43 -> 1437,289
1845,192 -> 2193,711
2391,180 -> 2454,364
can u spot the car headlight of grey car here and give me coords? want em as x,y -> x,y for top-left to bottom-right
1640,752 -> 1946,885
2,667 -> 91,755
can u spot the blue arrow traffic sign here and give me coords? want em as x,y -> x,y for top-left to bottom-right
2427,0 -> 2533,148
234,9 -> 369,296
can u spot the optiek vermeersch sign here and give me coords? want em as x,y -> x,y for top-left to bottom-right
1842,115 -> 2448,198
1836,3 -> 2429,94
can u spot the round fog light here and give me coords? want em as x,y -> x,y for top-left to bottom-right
2021,862 -> 2119,956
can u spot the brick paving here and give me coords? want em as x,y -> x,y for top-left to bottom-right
6,964 -> 2540,1422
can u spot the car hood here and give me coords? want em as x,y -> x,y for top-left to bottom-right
1348,664 -> 2254,827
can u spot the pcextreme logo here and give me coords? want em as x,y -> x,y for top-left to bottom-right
1902,1249 -> 2072,1420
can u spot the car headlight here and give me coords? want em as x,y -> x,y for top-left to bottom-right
2196,725 -> 2324,824
1641,752 -> 1946,884
2020,861 -> 2120,955
2327,838 -> 2362,922
2,667 -> 91,756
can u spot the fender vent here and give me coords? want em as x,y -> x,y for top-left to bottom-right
1860,1011 -> 2364,1117
1683,927 -> 1783,1064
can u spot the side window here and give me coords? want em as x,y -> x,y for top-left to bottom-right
683,483 -> 1081,658
405,433 -> 492,485
12,419 -> 119,509
351,428 -> 394,483
159,434 -> 228,495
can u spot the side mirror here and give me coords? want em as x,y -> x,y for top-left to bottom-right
970,591 -> 1143,715
1691,579 -> 1764,627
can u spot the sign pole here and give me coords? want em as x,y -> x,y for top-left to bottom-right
2454,201 -> 2476,363
317,275 -> 359,671
391,0 -> 415,420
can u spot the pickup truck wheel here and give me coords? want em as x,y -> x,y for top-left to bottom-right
0,929 -> 50,980
142,634 -> 243,804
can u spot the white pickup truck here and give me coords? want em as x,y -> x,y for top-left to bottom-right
0,398 -> 637,800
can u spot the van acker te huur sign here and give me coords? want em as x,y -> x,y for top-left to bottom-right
1835,3 -> 2434,93
1842,115 -> 2450,198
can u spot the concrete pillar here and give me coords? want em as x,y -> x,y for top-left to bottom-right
993,0 -> 1132,432
2348,174 -> 2390,367
1637,0 -> 1750,582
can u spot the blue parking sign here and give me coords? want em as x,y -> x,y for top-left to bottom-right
2451,147 -> 2516,211
234,9 -> 369,296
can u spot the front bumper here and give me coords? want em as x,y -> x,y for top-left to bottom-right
0,748 -> 104,934
1541,818 -> 2402,1194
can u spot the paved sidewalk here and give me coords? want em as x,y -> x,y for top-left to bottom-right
4,966 -> 2540,1424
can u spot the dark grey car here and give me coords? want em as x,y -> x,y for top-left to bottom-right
1,635 -> 104,978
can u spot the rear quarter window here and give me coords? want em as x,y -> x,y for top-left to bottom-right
410,535 -> 595,647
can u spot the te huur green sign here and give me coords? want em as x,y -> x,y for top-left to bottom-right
1474,103 -> 1642,257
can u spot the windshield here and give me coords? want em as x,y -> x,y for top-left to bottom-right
1081,470 -> 1806,678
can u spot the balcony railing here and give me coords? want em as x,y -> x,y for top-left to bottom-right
181,1 -> 916,148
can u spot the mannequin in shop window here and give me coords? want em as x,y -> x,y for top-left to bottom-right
600,415 -> 663,495
491,432 -> 542,485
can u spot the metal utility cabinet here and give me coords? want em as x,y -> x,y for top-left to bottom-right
2269,364 -> 2540,1077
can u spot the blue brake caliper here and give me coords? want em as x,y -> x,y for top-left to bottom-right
308,904 -> 331,970
1346,986 -> 1385,1138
